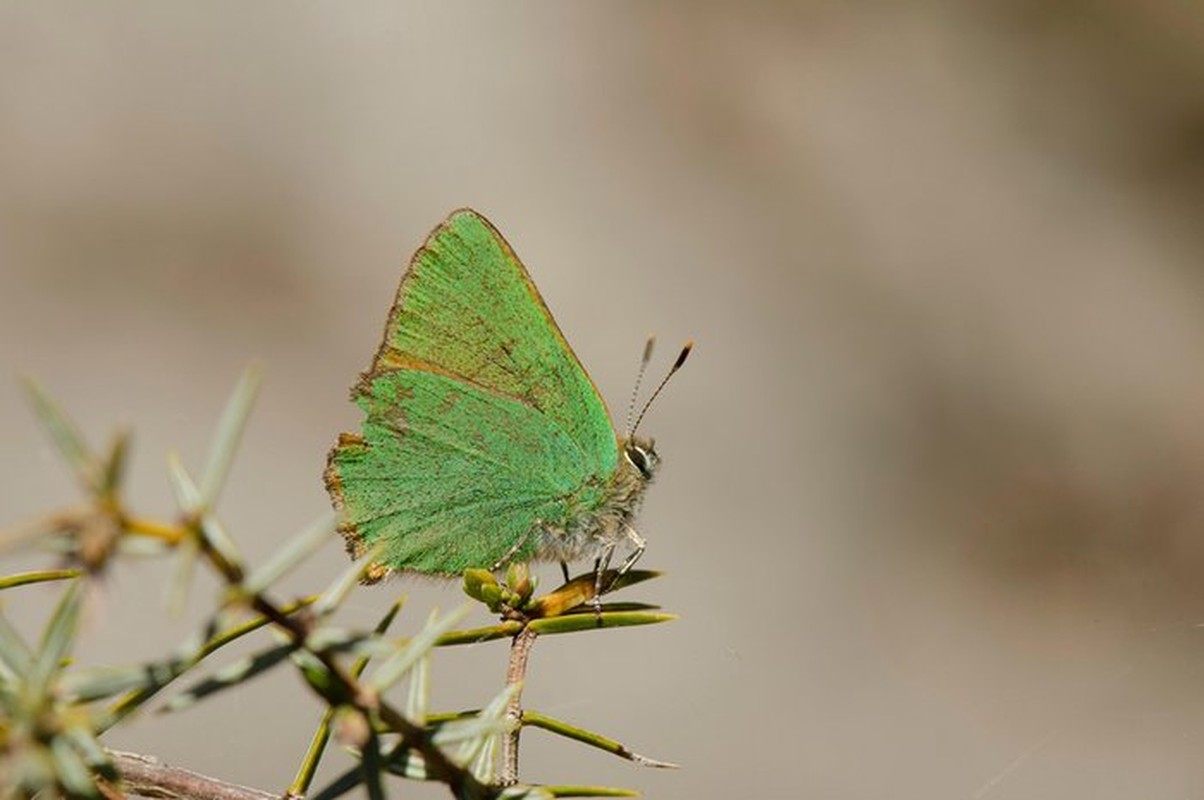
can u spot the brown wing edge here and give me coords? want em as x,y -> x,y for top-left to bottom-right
323,432 -> 391,584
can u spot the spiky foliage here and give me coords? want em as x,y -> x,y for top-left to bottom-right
0,370 -> 676,800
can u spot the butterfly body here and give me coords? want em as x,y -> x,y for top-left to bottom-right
325,209 -> 662,582
533,435 -> 657,565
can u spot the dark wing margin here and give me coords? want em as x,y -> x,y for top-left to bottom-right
368,209 -> 618,479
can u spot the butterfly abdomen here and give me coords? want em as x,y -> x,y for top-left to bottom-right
535,448 -> 654,562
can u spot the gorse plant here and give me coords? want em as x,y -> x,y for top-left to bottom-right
0,368 -> 677,800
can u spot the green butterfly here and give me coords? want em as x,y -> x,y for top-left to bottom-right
325,209 -> 689,584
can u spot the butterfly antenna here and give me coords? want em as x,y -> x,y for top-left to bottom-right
624,335 -> 657,437
630,340 -> 693,437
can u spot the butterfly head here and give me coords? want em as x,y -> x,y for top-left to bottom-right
622,436 -> 659,482
618,339 -> 690,488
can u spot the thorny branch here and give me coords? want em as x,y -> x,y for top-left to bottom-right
109,750 -> 276,800
499,627 -> 539,786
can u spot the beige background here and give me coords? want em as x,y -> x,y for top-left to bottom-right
5,3 -> 1204,798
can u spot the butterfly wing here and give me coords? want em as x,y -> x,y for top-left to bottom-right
326,209 -> 618,578
328,370 -> 604,576
375,209 -> 617,473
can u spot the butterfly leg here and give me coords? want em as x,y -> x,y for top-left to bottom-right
591,543 -> 617,615
490,526 -> 536,572
599,525 -> 646,599
616,524 -> 647,577
559,561 -> 571,584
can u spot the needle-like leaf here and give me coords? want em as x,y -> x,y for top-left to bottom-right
0,570 -> 81,591
522,710 -> 678,769
100,429 -> 132,500
166,452 -> 203,512
22,377 -> 99,495
61,725 -> 111,772
60,664 -> 173,704
528,611 -> 676,636
200,366 -> 261,509
361,729 -> 386,800
434,621 -> 524,648
0,608 -> 33,678
496,786 -> 556,799
453,683 -> 519,778
312,541 -> 389,618
49,735 -> 100,799
165,534 -> 200,616
242,514 -> 335,596
404,648 -> 430,724
163,641 -> 297,712
367,605 -> 471,693
538,787 -> 639,797
29,582 -> 83,693
309,765 -> 364,800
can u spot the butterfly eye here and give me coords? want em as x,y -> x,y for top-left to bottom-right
625,445 -> 654,479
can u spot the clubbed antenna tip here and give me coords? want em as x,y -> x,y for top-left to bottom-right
630,339 -> 693,437
671,340 -> 694,372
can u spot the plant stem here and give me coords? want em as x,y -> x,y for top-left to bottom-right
499,626 -> 539,786
110,750 -> 277,800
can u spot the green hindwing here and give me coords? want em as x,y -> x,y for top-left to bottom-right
326,210 -> 619,578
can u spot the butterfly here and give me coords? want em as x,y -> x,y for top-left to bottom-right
325,209 -> 689,584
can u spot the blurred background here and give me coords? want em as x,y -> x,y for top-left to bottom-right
5,2 -> 1204,797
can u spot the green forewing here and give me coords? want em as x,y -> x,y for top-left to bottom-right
378,210 -> 616,473
326,209 -> 618,576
